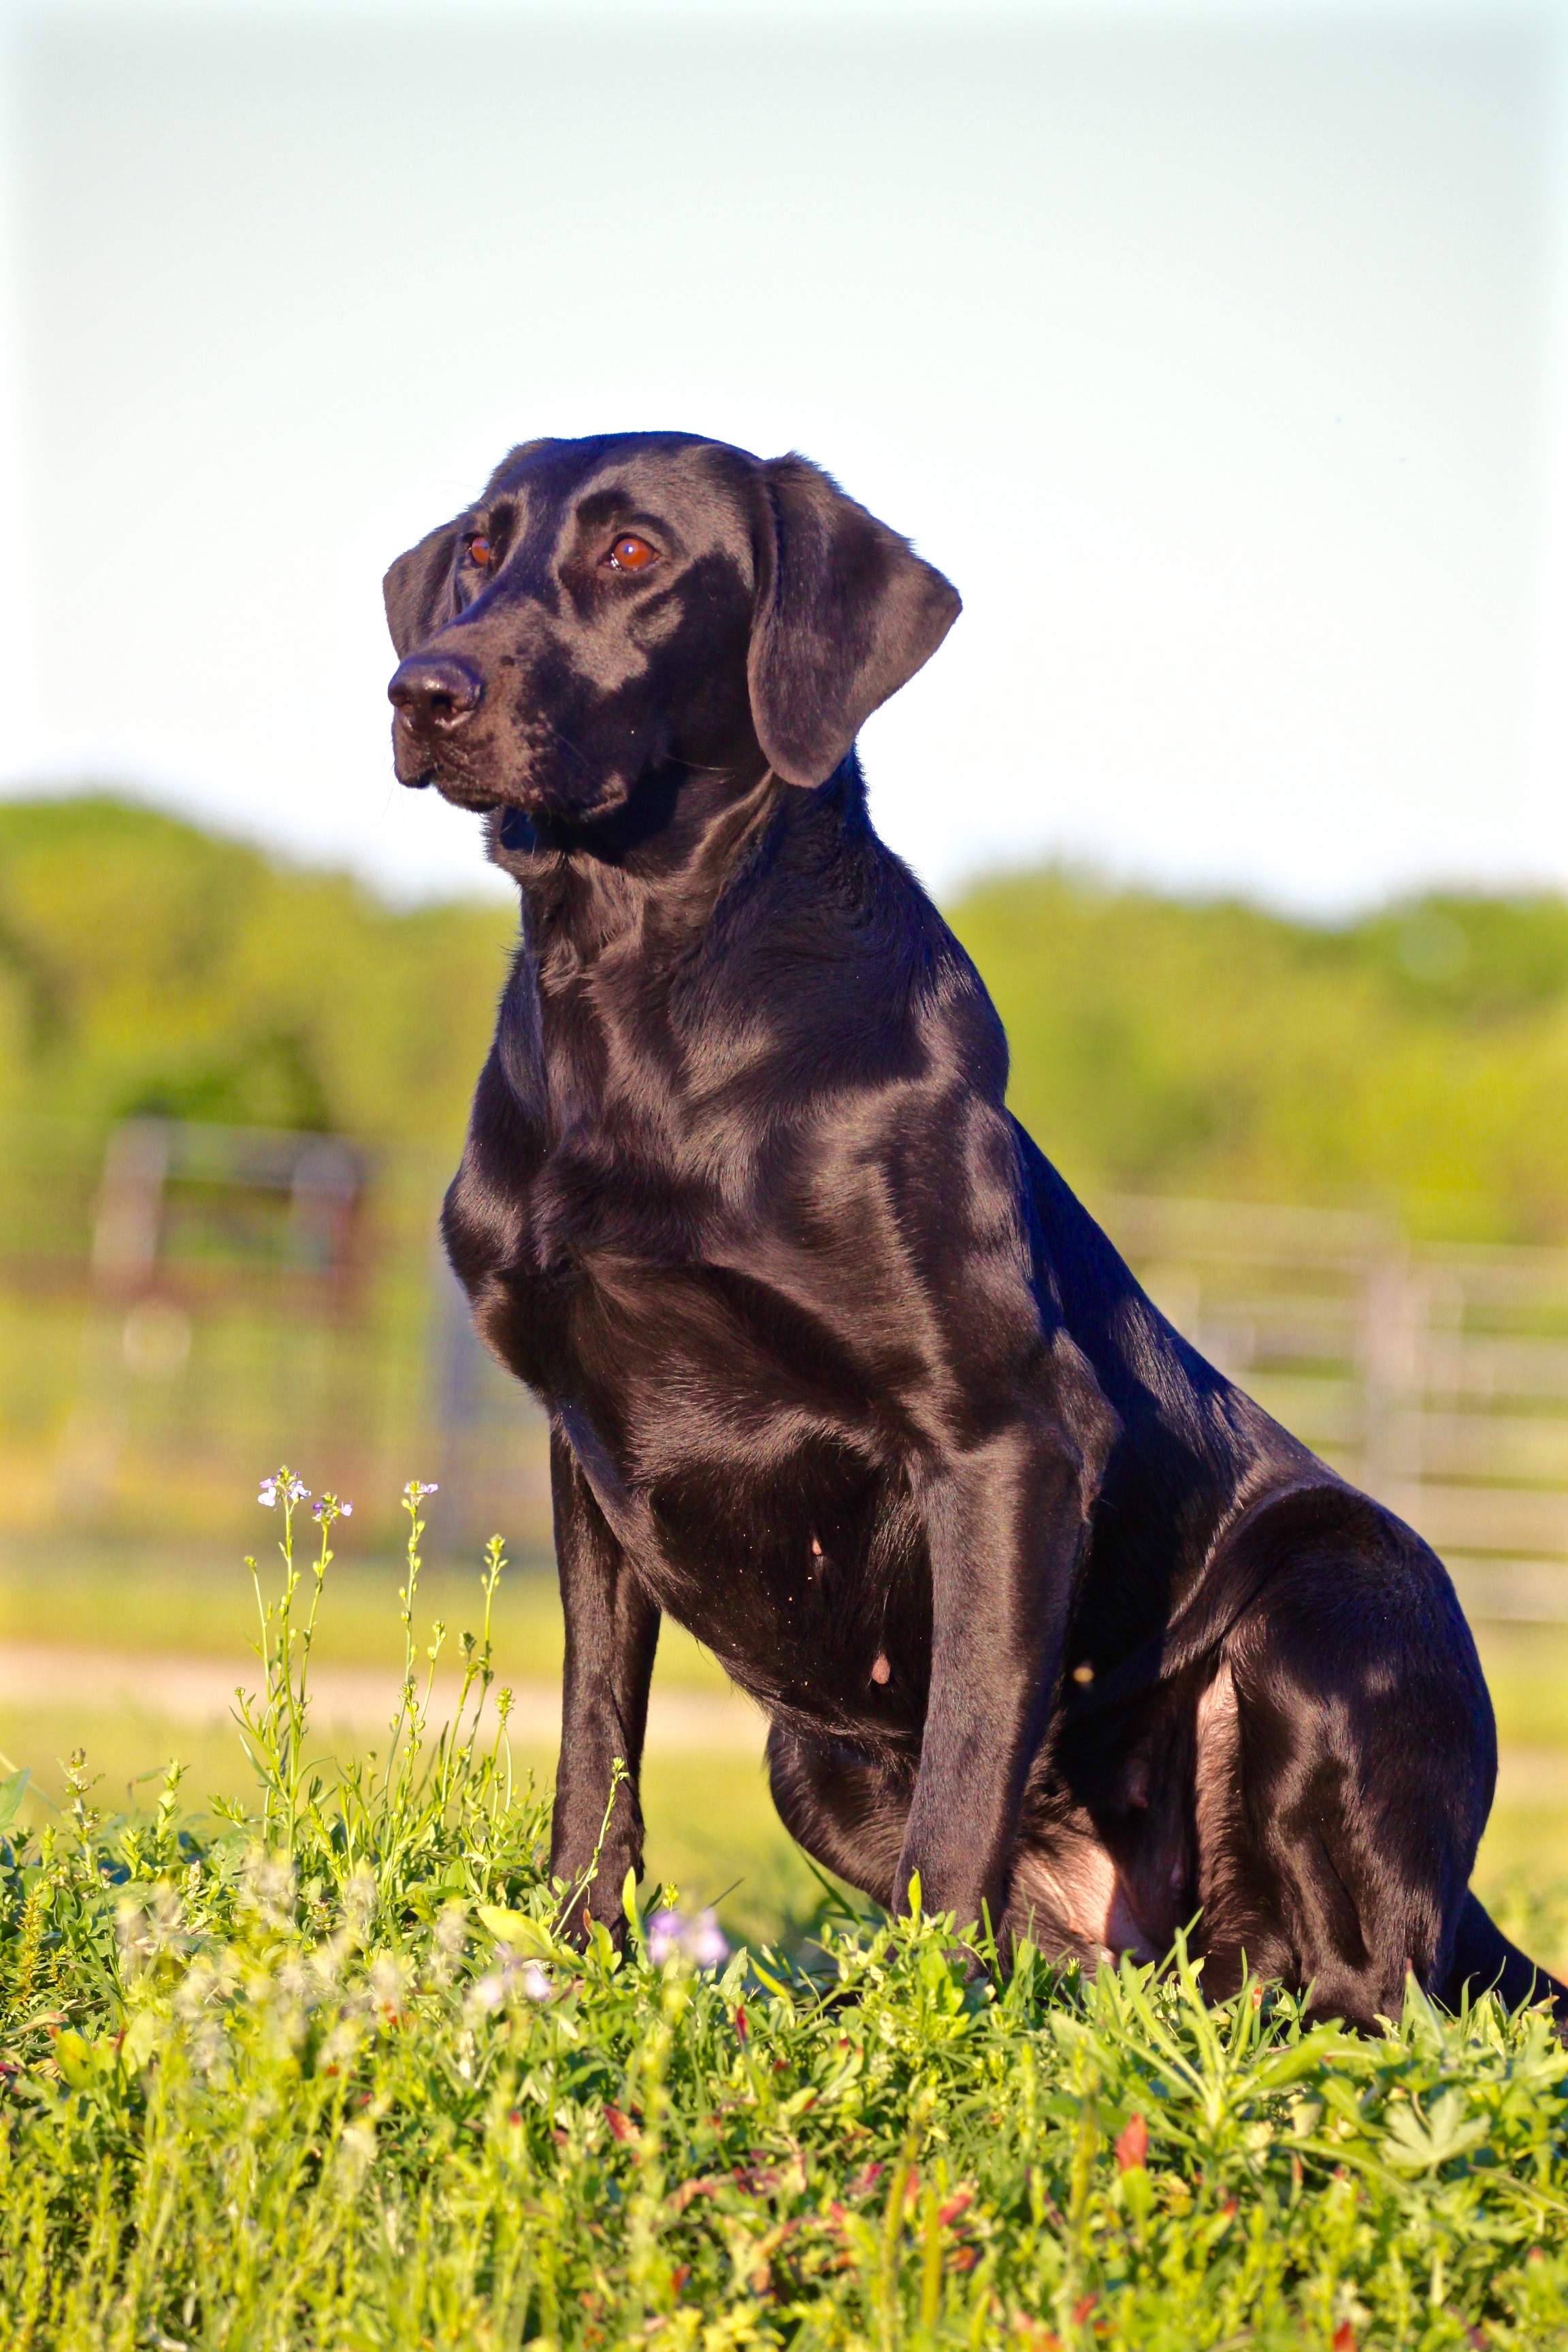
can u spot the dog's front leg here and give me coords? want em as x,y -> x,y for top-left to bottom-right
548,1423 -> 662,1946
895,1422 -> 1091,1946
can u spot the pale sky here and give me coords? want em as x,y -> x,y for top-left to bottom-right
1,0 -> 1565,911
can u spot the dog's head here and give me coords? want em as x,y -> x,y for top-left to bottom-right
383,433 -> 960,825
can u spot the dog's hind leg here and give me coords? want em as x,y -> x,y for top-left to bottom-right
765,1721 -> 913,1908
1193,1522 -> 1500,2032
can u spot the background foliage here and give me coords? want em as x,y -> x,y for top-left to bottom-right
0,797 -> 509,1149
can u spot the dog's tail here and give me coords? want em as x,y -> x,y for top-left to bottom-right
1440,1890 -> 1568,2038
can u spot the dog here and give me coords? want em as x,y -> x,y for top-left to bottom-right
385,431 -> 1563,2030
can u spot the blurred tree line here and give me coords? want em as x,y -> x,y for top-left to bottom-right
3,794 -> 1567,1245
954,872 -> 1568,1244
0,796 -> 510,1156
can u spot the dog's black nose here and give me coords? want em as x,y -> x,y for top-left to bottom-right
388,656 -> 484,732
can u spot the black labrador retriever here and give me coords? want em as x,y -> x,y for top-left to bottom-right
385,431 -> 1563,2030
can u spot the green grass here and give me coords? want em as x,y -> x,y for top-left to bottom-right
12,801 -> 1568,2338
0,1701 -> 810,1959
1465,1624 -> 1568,1756
7,1484 -> 1568,2346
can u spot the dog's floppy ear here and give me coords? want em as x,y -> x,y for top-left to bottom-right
382,521 -> 459,659
747,454 -> 961,788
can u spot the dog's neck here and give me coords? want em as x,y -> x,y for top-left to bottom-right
489,753 -> 870,971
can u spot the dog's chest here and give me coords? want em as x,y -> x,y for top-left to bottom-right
459,1145 -> 934,1726
448,964 -> 945,1727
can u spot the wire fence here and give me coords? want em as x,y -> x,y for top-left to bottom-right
0,1115 -> 549,1556
1111,1194 -> 1568,1624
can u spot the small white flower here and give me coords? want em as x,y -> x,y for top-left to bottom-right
522,1961 -> 551,2003
427,1901 -> 467,1989
336,2118 -> 376,2185
240,1848 -> 297,1931
342,1863 -> 377,1946
310,1930 -> 350,1995
369,1952 -> 411,2020
274,1955 -> 310,2009
318,2019 -> 361,2071
116,1884 -> 186,1978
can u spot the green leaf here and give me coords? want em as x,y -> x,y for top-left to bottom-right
0,1767 -> 30,1833
587,1916 -> 621,1973
54,2029 -> 95,2090
1382,2089 -> 1490,2172
476,1904 -> 556,1959
120,2010 -> 160,2075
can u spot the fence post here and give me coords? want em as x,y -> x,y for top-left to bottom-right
1358,1238 -> 1424,1523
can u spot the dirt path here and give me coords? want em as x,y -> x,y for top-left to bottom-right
0,1644 -> 765,1754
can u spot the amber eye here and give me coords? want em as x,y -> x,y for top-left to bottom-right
607,534 -> 657,572
466,535 -> 492,568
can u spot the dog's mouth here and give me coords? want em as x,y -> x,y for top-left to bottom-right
425,774 -> 504,813
392,707 -> 641,832
397,744 -> 638,831
391,719 -> 501,811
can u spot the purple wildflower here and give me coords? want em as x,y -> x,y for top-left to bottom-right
258,1471 -> 310,1510
644,1906 -> 730,1970
689,1909 -> 730,1968
645,1909 -> 684,1967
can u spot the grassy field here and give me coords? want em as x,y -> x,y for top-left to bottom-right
7,1490 -> 1568,2349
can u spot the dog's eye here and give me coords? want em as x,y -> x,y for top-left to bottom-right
466,536 -> 493,568
607,535 -> 657,573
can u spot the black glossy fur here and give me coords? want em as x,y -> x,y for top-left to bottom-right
385,430 -> 1563,2031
